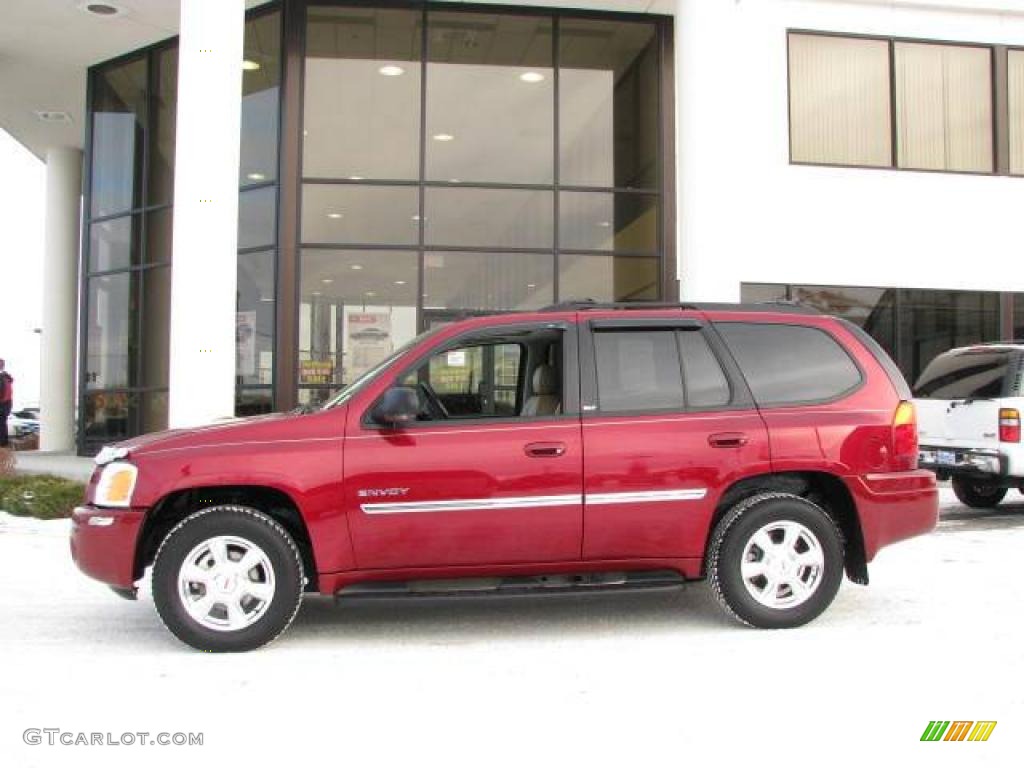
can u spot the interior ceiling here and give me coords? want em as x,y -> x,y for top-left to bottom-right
0,1 -> 668,160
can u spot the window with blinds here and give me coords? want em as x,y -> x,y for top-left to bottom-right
788,32 -> 996,174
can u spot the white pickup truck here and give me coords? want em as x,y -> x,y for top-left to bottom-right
914,343 -> 1024,508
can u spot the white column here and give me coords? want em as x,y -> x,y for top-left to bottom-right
168,0 -> 245,428
674,0 -> 742,303
39,147 -> 82,452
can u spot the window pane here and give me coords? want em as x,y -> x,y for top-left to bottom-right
83,391 -> 134,445
141,390 -> 168,435
679,331 -> 730,408
90,57 -> 147,217
424,251 -> 552,311
299,249 -> 419,389
740,283 -> 789,305
559,253 -> 658,302
914,348 -> 1011,399
148,46 -> 178,206
787,285 -> 897,362
304,7 -> 421,180
1007,50 -> 1024,174
240,11 -> 281,187
411,343 -> 524,418
140,267 -> 171,388
301,184 -> 418,245
85,273 -> 137,390
425,187 -> 553,248
788,34 -> 892,167
717,323 -> 862,405
237,250 -> 276,387
559,192 -> 657,252
560,19 -> 658,188
89,215 -> 139,272
145,207 -> 173,265
237,388 -> 274,417
594,330 -> 684,412
898,289 -> 999,382
895,42 -> 993,172
426,13 -> 553,184
238,186 -> 277,250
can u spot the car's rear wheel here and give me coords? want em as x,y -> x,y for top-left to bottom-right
152,505 -> 304,652
951,477 -> 1007,509
706,492 -> 844,629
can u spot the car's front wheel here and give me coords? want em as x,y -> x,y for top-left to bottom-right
152,505 -> 304,652
705,493 -> 844,629
951,477 -> 1007,509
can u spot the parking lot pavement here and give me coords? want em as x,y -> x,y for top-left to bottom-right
2,488 -> 1023,768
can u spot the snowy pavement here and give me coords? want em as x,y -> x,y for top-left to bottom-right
1,488 -> 1022,768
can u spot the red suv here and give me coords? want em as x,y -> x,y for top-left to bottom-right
71,302 -> 938,651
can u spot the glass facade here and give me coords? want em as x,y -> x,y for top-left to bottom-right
741,283 -> 1003,385
297,4 -> 666,405
79,1 -> 673,447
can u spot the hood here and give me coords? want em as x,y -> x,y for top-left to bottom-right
112,408 -> 343,458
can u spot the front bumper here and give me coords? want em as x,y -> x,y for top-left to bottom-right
847,470 -> 939,561
918,445 -> 1007,481
70,505 -> 145,589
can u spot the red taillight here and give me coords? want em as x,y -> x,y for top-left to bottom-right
999,408 -> 1020,443
892,401 -> 918,470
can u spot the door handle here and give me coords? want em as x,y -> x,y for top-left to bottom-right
524,441 -> 566,458
708,432 -> 748,448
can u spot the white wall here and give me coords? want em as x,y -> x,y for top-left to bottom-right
675,0 -> 1024,302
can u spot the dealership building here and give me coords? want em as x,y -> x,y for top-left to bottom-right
3,0 -> 1024,454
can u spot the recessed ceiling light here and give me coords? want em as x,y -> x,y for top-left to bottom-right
303,129 -> 309,137
378,65 -> 405,77
394,280 -> 407,286
34,110 -> 72,123
347,175 -> 364,181
449,179 -> 461,183
432,133 -> 455,142
365,291 -> 377,297
350,264 -> 363,271
311,290 -> 322,296
327,212 -> 343,219
411,215 -> 424,222
322,278 -> 334,284
597,220 -> 612,228
527,283 -> 536,288
242,60 -> 261,71
246,172 -> 266,181
79,2 -> 124,17
520,71 -> 545,83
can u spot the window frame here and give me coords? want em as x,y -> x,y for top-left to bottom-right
787,29 -> 1001,177
361,320 -> 580,429
579,319 -> 753,417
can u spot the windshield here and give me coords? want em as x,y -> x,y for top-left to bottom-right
318,328 -> 442,411
913,349 -> 1014,400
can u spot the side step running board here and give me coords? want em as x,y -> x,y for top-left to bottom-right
335,570 -> 685,600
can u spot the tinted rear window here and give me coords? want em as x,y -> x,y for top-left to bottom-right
679,330 -> 731,408
913,349 -> 1013,399
717,323 -> 862,405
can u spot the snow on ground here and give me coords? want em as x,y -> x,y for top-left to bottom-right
1,488 -> 1022,768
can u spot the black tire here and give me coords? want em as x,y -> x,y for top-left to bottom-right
951,477 -> 1007,509
152,505 -> 304,652
705,492 -> 844,629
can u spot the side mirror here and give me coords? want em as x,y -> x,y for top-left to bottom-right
372,386 -> 419,427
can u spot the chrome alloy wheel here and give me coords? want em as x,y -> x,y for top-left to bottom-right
177,536 -> 276,632
740,521 -> 825,609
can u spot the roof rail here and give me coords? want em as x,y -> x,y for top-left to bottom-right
539,299 -> 821,315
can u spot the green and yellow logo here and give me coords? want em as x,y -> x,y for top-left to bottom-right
921,721 -> 997,742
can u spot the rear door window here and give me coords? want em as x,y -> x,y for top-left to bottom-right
913,349 -> 1013,399
679,331 -> 731,408
594,330 -> 685,413
717,323 -> 862,406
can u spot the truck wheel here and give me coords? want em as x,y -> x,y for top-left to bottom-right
705,493 -> 844,629
152,505 -> 304,652
951,477 -> 1007,508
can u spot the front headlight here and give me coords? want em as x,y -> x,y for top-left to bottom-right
94,462 -> 138,508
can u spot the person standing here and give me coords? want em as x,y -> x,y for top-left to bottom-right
0,358 -> 13,447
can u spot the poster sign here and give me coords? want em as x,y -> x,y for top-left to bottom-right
347,311 -> 392,380
300,360 -> 334,386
